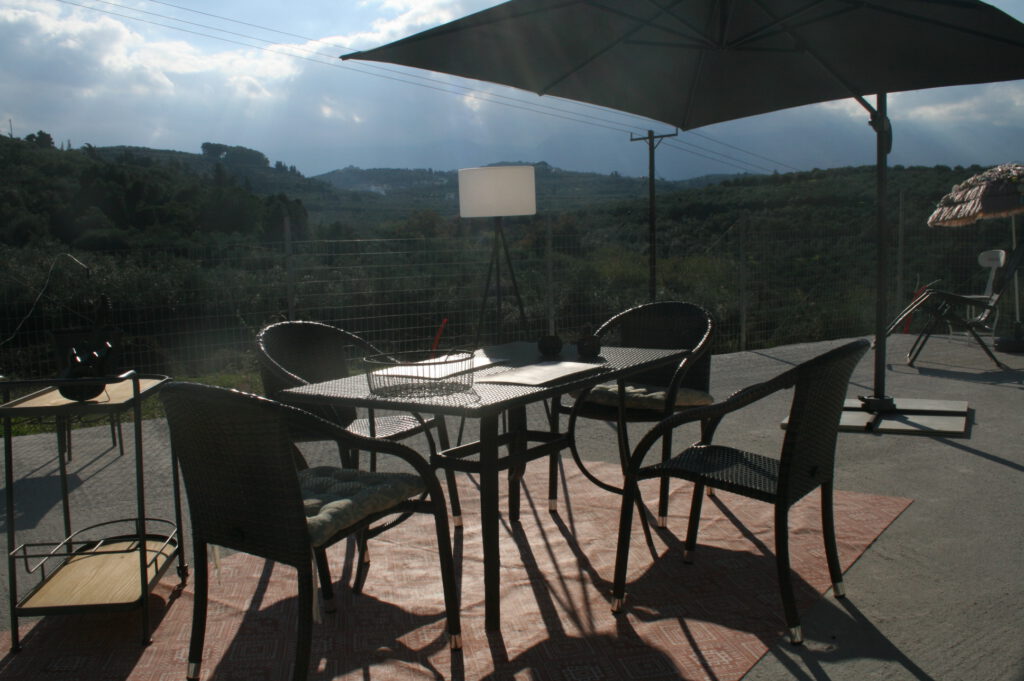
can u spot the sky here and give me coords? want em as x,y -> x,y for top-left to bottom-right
3,0 -> 1024,181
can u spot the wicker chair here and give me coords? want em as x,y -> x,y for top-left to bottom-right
552,302 -> 714,525
884,243 -> 1023,369
256,320 -> 450,464
611,339 -> 870,645
161,383 -> 461,681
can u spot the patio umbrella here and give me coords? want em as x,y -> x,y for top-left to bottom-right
342,0 -> 1024,428
927,162 -> 1024,350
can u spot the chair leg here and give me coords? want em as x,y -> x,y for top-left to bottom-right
820,482 -> 845,598
313,547 -> 335,612
187,541 -> 209,681
547,448 -> 560,512
774,503 -> 802,644
427,476 -> 462,649
657,431 -> 673,528
907,315 -> 941,366
683,481 -> 705,563
294,565 -> 314,681
353,531 -> 371,594
434,416 -> 464,525
966,325 -> 1010,369
611,480 -> 639,613
547,401 -> 561,512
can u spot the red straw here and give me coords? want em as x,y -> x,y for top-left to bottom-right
431,318 -> 449,353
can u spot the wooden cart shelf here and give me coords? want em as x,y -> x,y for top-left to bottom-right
19,534 -> 179,612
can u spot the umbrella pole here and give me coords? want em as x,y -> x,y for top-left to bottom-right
874,94 -> 892,406
1014,215 -> 1021,325
841,93 -> 969,436
864,93 -> 895,412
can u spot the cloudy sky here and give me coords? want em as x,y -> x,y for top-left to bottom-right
3,0 -> 1024,180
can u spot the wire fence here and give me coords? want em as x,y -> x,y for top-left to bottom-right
1,218 -> 1019,382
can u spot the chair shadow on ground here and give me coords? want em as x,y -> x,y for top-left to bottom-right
762,597 -> 939,681
508,470 -> 928,681
205,536 -> 457,681
0,473 -> 82,533
551,476 -> 936,681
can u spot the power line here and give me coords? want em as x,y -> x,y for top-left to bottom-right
54,0 -> 789,175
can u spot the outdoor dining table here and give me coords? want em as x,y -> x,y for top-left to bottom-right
281,340 -> 690,631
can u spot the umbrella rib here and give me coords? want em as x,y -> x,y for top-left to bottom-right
745,0 -> 877,107
540,0 -> 712,94
725,0 -> 852,49
855,0 -> 1024,48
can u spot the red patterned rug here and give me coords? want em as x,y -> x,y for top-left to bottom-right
0,462 -> 910,681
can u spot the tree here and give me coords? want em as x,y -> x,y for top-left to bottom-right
25,130 -> 54,148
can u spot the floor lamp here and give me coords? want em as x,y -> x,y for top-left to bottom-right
459,166 -> 536,346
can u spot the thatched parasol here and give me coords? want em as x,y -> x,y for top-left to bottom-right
927,163 -> 1023,350
928,163 -> 1024,227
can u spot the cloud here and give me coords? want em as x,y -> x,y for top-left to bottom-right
340,0 -> 461,50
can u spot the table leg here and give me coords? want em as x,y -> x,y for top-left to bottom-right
507,407 -> 527,523
56,416 -> 73,545
479,413 -> 501,631
4,413 -> 20,651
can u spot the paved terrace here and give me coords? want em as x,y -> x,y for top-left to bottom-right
1,331 -> 1021,680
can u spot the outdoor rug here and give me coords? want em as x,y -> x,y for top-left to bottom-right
0,461 -> 911,681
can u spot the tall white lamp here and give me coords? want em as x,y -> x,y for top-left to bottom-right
459,165 -> 536,344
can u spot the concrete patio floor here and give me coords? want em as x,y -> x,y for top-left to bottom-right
1,331 -> 1021,680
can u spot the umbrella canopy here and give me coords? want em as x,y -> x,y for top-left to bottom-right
928,163 -> 1024,227
343,0 -> 1024,415
343,0 -> 1024,133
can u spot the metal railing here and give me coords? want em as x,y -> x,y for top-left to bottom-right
1,219 -> 1017,380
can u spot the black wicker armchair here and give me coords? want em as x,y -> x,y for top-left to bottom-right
611,339 -> 869,645
161,383 -> 461,681
552,302 -> 714,525
256,320 -> 450,463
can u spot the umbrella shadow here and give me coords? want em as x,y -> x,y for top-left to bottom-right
912,364 -> 1023,387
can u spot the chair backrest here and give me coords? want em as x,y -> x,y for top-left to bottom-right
977,249 -> 1006,297
778,339 -> 870,505
161,382 -> 314,567
256,321 -> 382,424
990,242 -> 1024,300
595,301 -> 714,391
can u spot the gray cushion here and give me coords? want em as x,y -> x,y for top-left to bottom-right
299,466 -> 426,547
577,381 -> 713,411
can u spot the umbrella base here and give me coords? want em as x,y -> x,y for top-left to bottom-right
837,397 -> 970,436
994,336 -> 1024,353
994,322 -> 1024,354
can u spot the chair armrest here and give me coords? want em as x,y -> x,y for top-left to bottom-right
280,400 -> 433,478
627,367 -> 798,473
663,321 -> 715,410
923,289 -> 996,309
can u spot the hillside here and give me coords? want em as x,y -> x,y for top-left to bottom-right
1,131 -> 997,270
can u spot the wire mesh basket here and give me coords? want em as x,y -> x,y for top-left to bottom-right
364,350 -> 475,397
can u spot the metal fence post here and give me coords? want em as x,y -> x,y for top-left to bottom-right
284,215 -> 295,320
739,220 -> 747,351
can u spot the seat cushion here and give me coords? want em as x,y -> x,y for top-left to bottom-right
299,466 -> 426,546
576,381 -> 713,411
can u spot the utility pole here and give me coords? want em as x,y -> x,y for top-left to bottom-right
631,129 -> 678,301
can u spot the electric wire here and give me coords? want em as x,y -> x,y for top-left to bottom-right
53,0 -> 792,174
